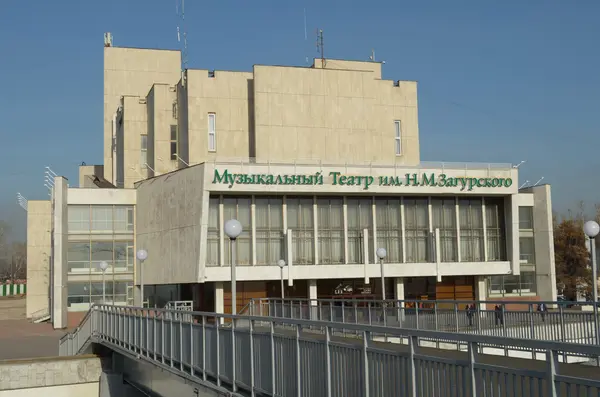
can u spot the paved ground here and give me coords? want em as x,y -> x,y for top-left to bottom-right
0,296 -> 26,321
0,319 -> 66,360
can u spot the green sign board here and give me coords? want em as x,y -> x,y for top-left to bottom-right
213,169 -> 513,192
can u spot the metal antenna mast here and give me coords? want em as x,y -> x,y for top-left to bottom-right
176,0 -> 189,70
316,29 -> 325,67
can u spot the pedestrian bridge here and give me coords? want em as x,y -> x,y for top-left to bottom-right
60,304 -> 600,397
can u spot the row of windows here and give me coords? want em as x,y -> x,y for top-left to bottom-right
67,240 -> 134,274
489,271 -> 536,297
67,281 -> 133,309
207,195 -> 508,266
68,205 -> 134,233
140,113 -> 216,167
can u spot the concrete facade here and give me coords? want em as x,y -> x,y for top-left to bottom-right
26,201 -> 52,319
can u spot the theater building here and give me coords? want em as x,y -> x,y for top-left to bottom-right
26,38 -> 556,328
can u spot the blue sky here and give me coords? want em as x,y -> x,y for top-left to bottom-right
0,0 -> 598,240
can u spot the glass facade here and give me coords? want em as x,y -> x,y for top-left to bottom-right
488,206 -> 537,297
206,195 -> 507,267
67,205 -> 135,310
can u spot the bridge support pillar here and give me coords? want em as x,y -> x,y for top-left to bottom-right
100,372 -> 144,397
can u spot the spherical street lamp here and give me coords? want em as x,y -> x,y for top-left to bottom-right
278,259 -> 286,299
584,220 -> 600,345
137,249 -> 148,307
376,247 -> 387,302
224,219 -> 243,315
584,221 -> 600,239
98,261 -> 109,304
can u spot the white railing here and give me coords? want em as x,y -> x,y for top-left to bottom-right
30,307 -> 50,323
59,304 -> 600,397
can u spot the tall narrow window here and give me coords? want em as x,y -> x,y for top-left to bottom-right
140,135 -> 148,168
346,198 -> 373,264
375,198 -> 402,263
206,197 -> 220,266
432,198 -> 458,262
317,198 -> 344,264
208,113 -> 216,152
459,199 -> 484,262
170,125 -> 178,160
223,197 -> 251,265
485,198 -> 506,261
255,197 -> 284,265
394,120 -> 402,155
286,197 -> 314,265
403,198 -> 429,262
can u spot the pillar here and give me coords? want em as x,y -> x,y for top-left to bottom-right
52,176 -> 68,329
394,277 -> 405,322
308,279 -> 318,320
215,282 -> 224,324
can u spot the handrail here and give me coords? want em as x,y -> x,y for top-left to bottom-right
61,304 -> 600,356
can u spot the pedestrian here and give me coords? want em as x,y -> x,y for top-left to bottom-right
494,304 -> 501,326
537,302 -> 547,322
465,304 -> 474,326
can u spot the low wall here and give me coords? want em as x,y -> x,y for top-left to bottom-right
0,354 -> 105,396
0,284 -> 26,297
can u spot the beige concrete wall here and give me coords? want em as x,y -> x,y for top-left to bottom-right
312,58 -> 382,78
529,185 -> 557,301
147,83 -> 178,176
52,177 -> 68,329
104,46 -> 181,185
252,64 -> 419,165
120,96 -> 149,188
135,166 -> 206,285
0,355 -> 102,394
185,69 -> 253,165
78,165 -> 104,188
26,201 -> 51,318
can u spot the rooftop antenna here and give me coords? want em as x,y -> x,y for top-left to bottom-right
316,29 -> 325,68
176,0 -> 189,71
532,176 -> 545,186
104,32 -> 113,47
513,160 -> 526,169
16,193 -> 28,211
304,8 -> 309,64
369,49 -> 375,61
44,166 -> 57,197
519,180 -> 530,189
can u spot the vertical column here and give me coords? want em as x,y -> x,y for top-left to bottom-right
482,197 -> 488,262
313,196 -> 319,265
52,177 -> 68,329
363,229 -> 370,284
508,194 -> 520,275
343,197 -> 349,265
215,282 -> 224,324
531,185 -> 557,303
219,198 -> 225,267
455,197 -> 462,262
308,280 -> 318,320
475,276 -> 487,316
400,198 -> 406,263
251,196 -> 257,266
287,230 -> 294,286
428,197 -> 434,263
371,198 -> 377,264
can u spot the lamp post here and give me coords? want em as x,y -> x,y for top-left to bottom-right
376,248 -> 387,302
98,261 -> 109,303
584,220 -> 600,344
136,249 -> 148,307
278,259 -> 286,299
224,219 -> 243,315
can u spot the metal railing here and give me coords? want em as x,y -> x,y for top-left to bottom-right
164,300 -> 193,322
248,298 -> 600,345
59,304 -> 600,397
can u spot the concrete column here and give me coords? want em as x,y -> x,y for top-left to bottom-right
308,279 -> 318,320
394,277 -> 405,321
52,177 -> 68,329
530,185 -> 557,302
475,276 -> 487,315
215,282 -> 224,324
505,194 -> 520,275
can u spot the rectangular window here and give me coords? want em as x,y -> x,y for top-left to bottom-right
67,242 -> 90,273
208,113 -> 216,152
206,197 -> 220,266
287,197 -> 315,265
140,135 -> 148,168
519,207 -> 534,230
223,197 -> 252,265
489,271 -> 537,296
170,125 -> 178,160
519,236 -> 535,265
346,198 -> 373,264
113,242 -> 129,272
114,206 -> 134,232
403,198 -> 430,262
459,199 -> 484,262
375,198 -> 402,263
432,198 -> 458,262
68,206 -> 90,233
485,198 -> 507,261
394,120 -> 402,155
67,282 -> 91,309
255,197 -> 284,265
317,198 -> 344,264
91,206 -> 113,232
